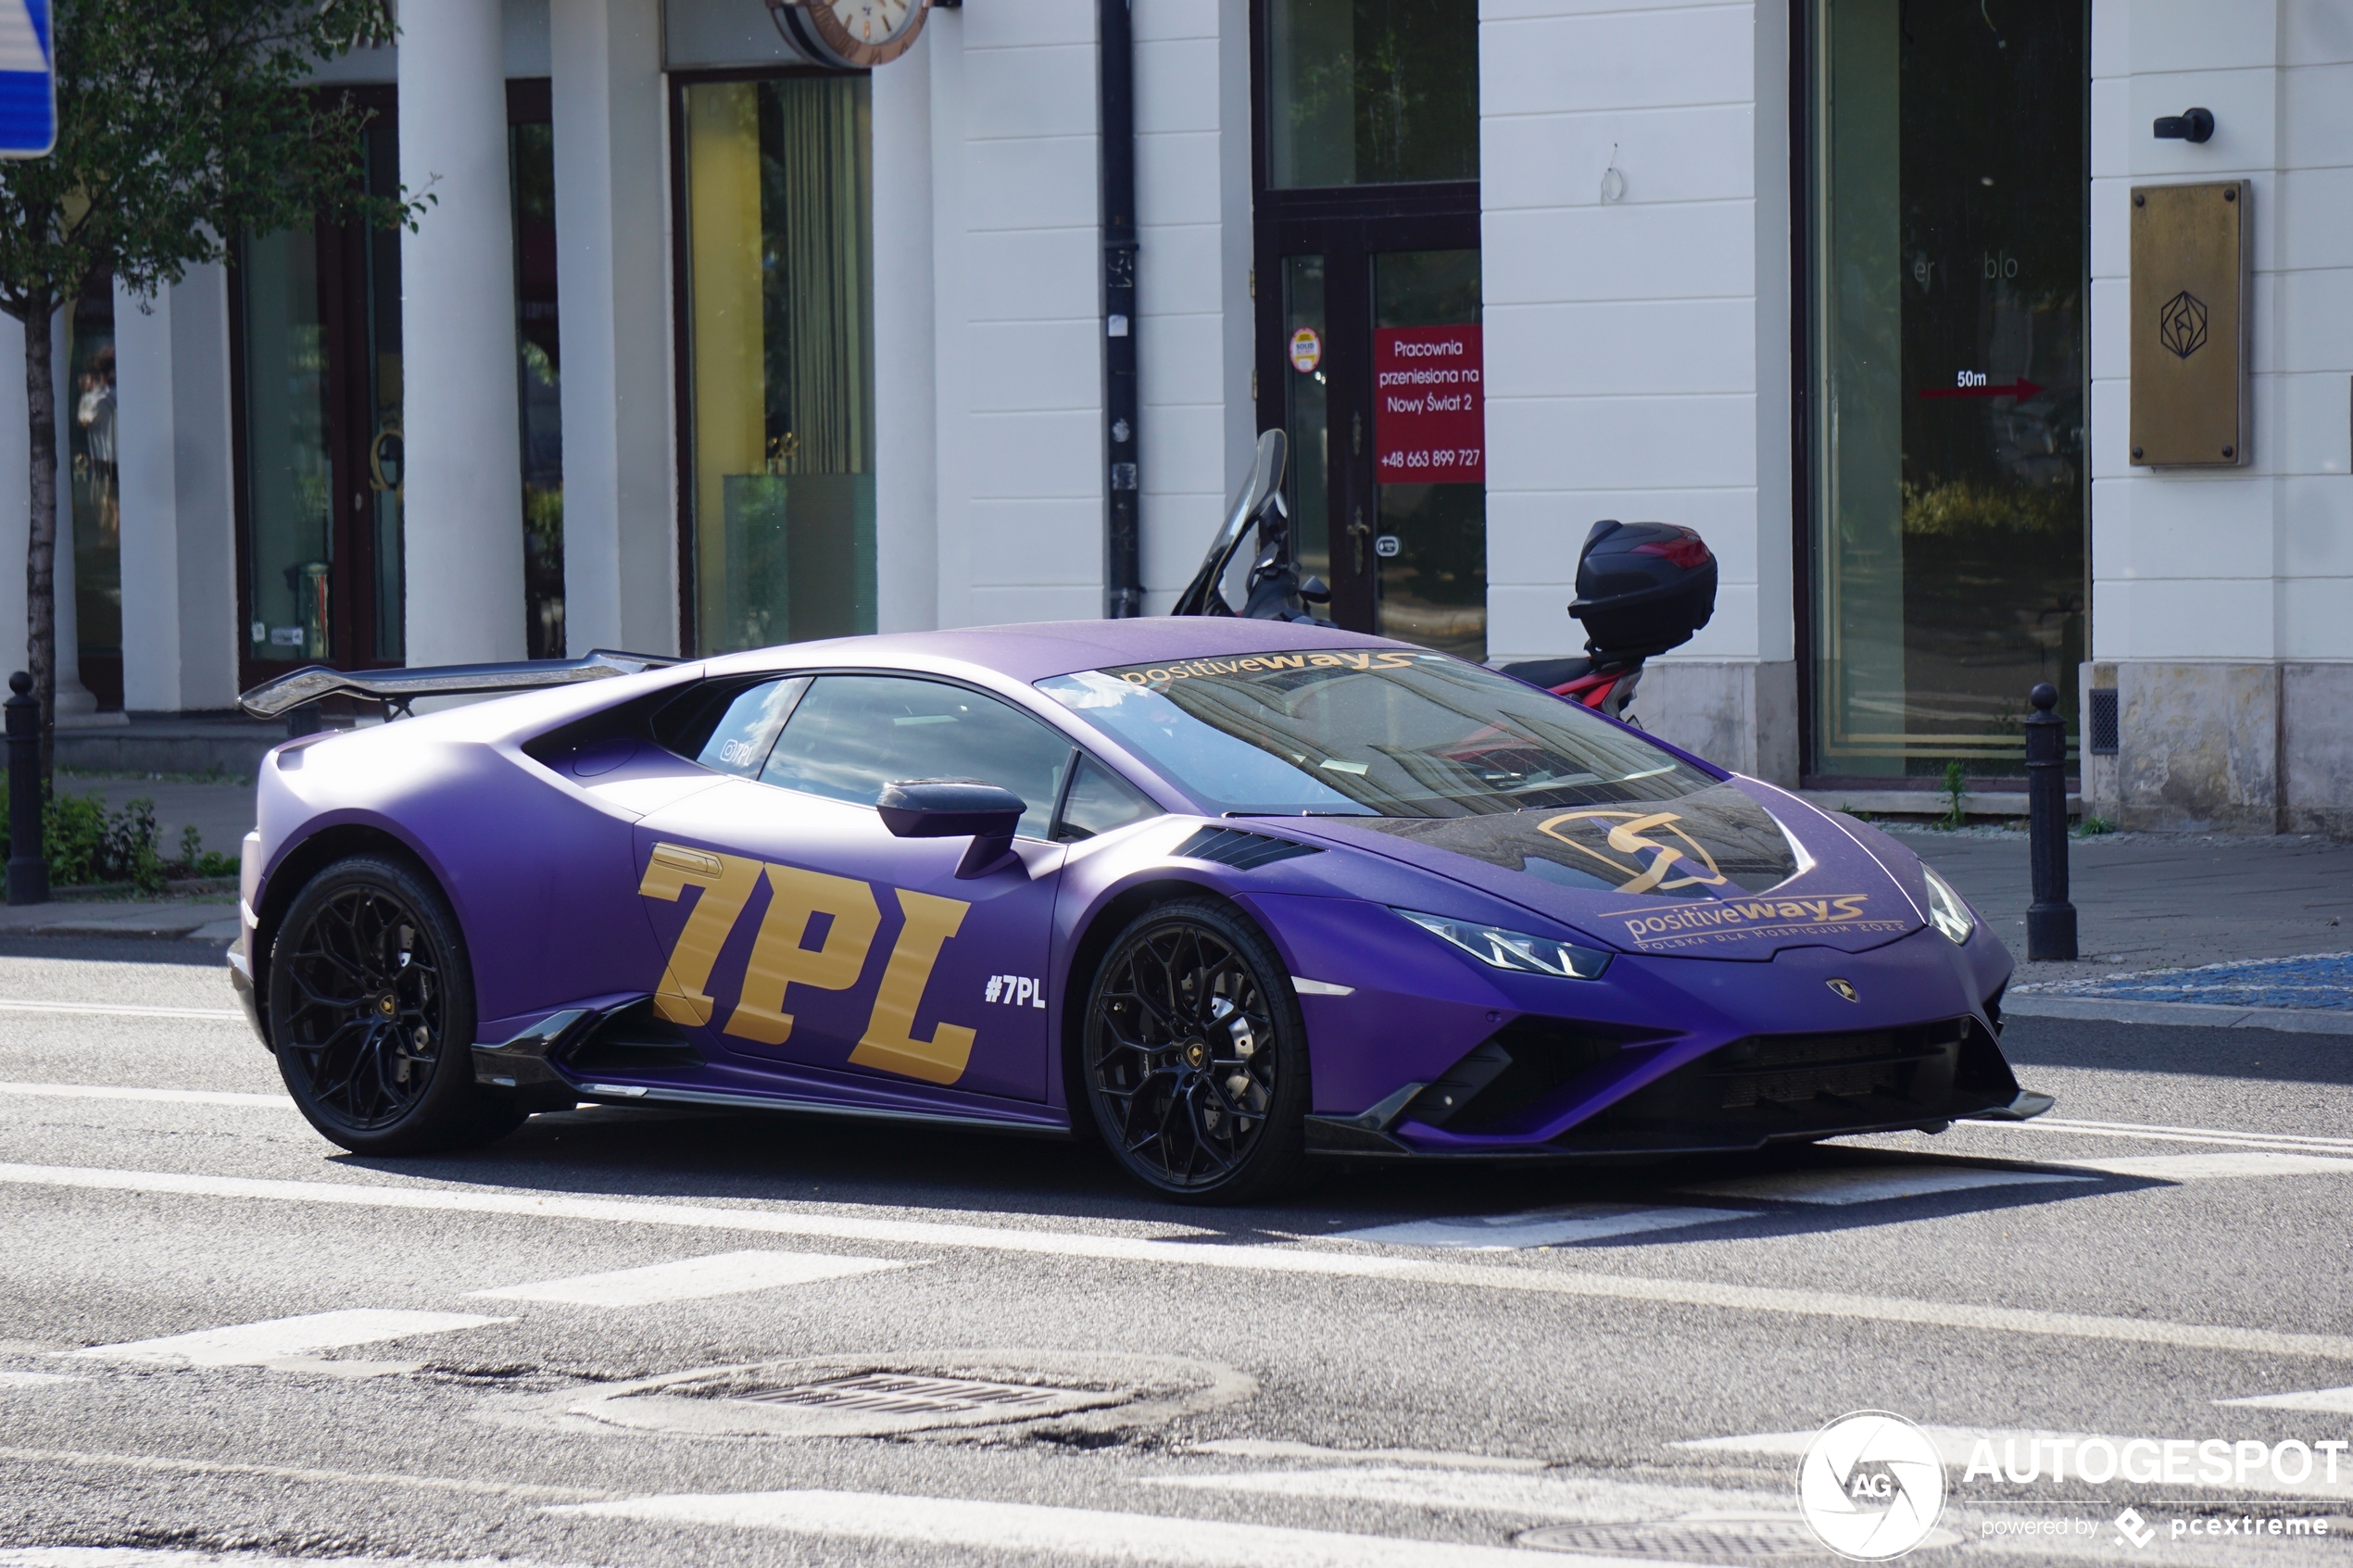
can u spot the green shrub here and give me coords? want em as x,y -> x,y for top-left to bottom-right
1939,760 -> 1968,829
0,778 -> 233,890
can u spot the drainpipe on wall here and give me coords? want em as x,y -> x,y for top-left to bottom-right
1101,0 -> 1142,617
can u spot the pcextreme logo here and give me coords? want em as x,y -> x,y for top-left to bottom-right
1798,1411 -> 1947,1561
637,841 -> 980,1086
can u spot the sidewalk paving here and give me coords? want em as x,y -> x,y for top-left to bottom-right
1898,826 -> 2353,1033
0,896 -> 238,941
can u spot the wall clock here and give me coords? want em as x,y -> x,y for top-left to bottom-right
768,0 -> 935,69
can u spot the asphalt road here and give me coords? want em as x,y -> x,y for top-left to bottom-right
3,936 -> 2350,1568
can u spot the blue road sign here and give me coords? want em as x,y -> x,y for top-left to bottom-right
0,0 -> 54,159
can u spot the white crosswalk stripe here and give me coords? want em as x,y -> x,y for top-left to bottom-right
1680,1426 -> 2353,1501
2014,1116 -> 2353,1155
470,1248 -> 902,1306
2216,1386 -> 2353,1413
1149,1464 -> 1793,1524
8,1160 -> 2353,1361
2051,1150 -> 2353,1181
1329,1203 -> 1755,1248
0,1551 -> 591,1568
549,1487 -> 1694,1566
1678,1166 -> 2096,1205
0,999 -> 245,1022
0,1082 -> 292,1110
69,1310 -> 511,1368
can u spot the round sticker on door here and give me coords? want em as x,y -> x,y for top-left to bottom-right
1289,327 -> 1323,373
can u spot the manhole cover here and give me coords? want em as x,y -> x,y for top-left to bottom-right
532,1349 -> 1255,1439
733,1370 -> 1089,1418
1520,1517 -> 1824,1559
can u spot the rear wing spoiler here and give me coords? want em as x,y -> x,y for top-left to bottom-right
238,650 -> 682,721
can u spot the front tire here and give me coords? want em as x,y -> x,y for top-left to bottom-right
1081,900 -> 1309,1203
267,853 -> 522,1156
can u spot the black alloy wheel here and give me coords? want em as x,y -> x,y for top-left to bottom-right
1082,900 -> 1308,1202
268,854 -> 521,1156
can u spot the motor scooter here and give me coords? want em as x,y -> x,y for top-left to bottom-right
1172,432 -> 1715,731
1170,430 -> 1328,622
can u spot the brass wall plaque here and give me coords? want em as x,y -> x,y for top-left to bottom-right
2130,181 -> 2248,466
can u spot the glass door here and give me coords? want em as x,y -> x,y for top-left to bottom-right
1265,227 -> 1484,659
1369,247 -> 1483,659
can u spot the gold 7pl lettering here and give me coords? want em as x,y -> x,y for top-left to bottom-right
637,844 -> 980,1086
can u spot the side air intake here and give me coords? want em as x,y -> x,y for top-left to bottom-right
1173,826 -> 1323,872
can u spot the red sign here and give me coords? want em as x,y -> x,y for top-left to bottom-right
1374,325 -> 1483,484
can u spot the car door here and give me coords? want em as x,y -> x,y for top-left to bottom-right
630,673 -> 1074,1104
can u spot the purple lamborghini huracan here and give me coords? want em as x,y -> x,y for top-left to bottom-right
230,620 -> 2049,1202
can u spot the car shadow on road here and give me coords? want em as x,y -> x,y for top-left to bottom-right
1997,1015 -> 2353,1085
330,1108 -> 2147,1254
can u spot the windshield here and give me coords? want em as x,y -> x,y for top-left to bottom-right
1037,648 -> 1717,818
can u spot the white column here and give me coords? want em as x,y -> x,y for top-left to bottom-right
873,25 -> 937,633
111,266 -> 238,714
169,264 -> 241,711
399,0 -> 528,667
115,280 -> 182,711
549,0 -> 675,656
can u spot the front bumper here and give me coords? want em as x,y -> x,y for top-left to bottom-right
1301,922 -> 2040,1160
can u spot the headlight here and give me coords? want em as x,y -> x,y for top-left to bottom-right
1395,909 -> 1611,979
1921,866 -> 1975,945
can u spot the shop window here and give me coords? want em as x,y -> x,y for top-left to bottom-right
1805,0 -> 2086,778
239,220 -> 338,668
1265,0 -> 1478,189
1254,0 -> 1481,659
67,273 -> 121,709
512,117 -> 565,659
235,84 -> 561,683
680,73 -> 876,656
236,111 -> 404,674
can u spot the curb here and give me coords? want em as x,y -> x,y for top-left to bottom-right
2004,994 -> 2353,1035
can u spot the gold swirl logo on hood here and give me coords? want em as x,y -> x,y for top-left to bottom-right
1536,809 -> 1728,897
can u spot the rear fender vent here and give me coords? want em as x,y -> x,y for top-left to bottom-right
1173,826 -> 1323,872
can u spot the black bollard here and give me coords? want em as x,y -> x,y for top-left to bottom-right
2024,682 -> 2077,960
6,671 -> 48,907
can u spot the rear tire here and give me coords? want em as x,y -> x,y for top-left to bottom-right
1080,900 -> 1309,1203
267,854 -> 522,1156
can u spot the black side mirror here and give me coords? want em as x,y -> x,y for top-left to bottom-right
877,779 -> 1026,878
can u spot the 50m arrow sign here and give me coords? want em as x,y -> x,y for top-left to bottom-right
0,0 -> 54,160
1918,376 -> 2045,401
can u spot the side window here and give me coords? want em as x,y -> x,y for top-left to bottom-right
1054,755 -> 1163,842
654,677 -> 809,777
762,675 -> 1074,839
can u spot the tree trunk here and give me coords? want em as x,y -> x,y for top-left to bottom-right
23,286 -> 56,790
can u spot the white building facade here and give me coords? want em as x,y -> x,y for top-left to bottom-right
3,0 -> 2347,834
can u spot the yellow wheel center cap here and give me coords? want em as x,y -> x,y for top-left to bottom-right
377,994 -> 397,1016
1183,1041 -> 1209,1070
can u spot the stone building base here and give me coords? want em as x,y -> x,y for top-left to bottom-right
1633,659 -> 1800,786
2081,661 -> 2353,838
